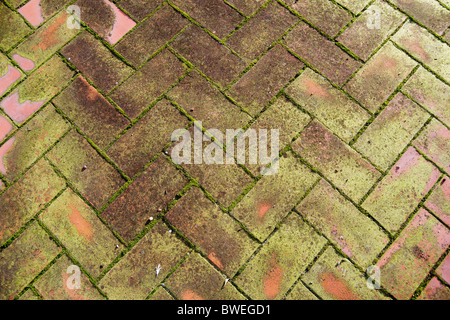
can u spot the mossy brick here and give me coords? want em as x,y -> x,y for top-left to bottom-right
167,70 -> 251,133
40,189 -> 125,278
101,155 -> 189,243
0,115 -> 15,143
171,0 -> 243,39
334,0 -> 372,13
0,52 -> 23,97
165,252 -> 245,300
235,213 -> 326,300
0,222 -> 61,300
284,0 -> 352,37
98,221 -> 189,300
344,42 -> 417,113
390,0 -> 450,35
0,105 -> 70,182
6,0 -> 27,8
225,0 -> 264,16
11,10 -> 80,73
392,21 -> 450,83
171,24 -> 246,89
297,179 -> 389,268
353,93 -> 429,171
34,254 -> 105,300
302,246 -> 389,300
118,0 -> 163,21
0,3 -> 31,51
74,0 -> 136,45
376,209 -> 450,299
18,288 -> 40,300
424,177 -> 450,228
292,120 -> 381,202
231,152 -> 319,241
46,130 -> 126,209
109,49 -> 186,119
60,31 -> 133,93
337,1 -> 406,61
228,44 -> 303,116
284,282 -> 318,300
436,253 -> 450,285
285,68 -> 370,142
166,187 -> 259,276
362,147 -> 441,234
18,0 -> 71,27
0,179 -> 5,192
284,22 -> 361,87
401,67 -> 450,126
0,159 -> 65,245
115,3 -> 187,68
53,76 -> 129,150
0,55 -> 74,124
417,277 -> 450,300
107,99 -> 189,178
413,118 -> 450,174
148,287 -> 173,300
226,1 -> 298,63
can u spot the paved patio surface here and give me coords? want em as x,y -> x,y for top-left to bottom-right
0,0 -> 449,300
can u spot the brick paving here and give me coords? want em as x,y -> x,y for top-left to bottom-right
0,0 -> 449,301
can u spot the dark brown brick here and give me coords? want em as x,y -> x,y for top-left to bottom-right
118,0 -> 164,21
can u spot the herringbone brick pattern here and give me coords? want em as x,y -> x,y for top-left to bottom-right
0,0 -> 449,300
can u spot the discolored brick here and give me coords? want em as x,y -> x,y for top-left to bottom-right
98,221 -> 189,300
417,277 -> 450,300
225,0 -> 264,16
436,254 -> 450,285
292,120 -> 381,202
148,287 -> 173,300
0,53 -> 22,97
362,147 -> 441,234
101,155 -> 188,243
0,3 -> 31,51
228,44 -> 303,115
335,0 -> 372,13
285,282 -> 318,300
235,213 -> 326,300
18,0 -> 71,27
118,0 -> 163,20
284,22 -> 361,87
376,209 -> 450,299
424,178 -> 450,228
109,49 -> 186,119
0,115 -> 15,143
18,288 -> 40,300
0,222 -> 61,300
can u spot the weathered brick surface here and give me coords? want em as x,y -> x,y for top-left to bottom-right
424,178 -> 450,228
0,53 -> 22,97
0,3 -> 31,51
18,0 -> 71,27
149,287 -> 173,300
417,277 -> 450,300
285,282 -> 318,300
335,0 -> 372,13
118,0 -> 164,21
436,253 -> 450,285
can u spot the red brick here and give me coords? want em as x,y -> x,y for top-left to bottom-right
18,0 -> 71,27
425,178 -> 450,228
436,254 -> 450,285
417,277 -> 450,300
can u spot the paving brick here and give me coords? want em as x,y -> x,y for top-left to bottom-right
172,0 -> 243,39
109,49 -> 186,119
363,147 -> 441,234
337,1 -> 406,61
302,246 -> 388,300
53,76 -> 130,150
0,159 -> 64,245
61,31 -> 133,93
285,282 -> 318,300
344,41 -> 417,113
231,152 -> 318,241
228,44 -> 302,115
18,0 -> 71,27
41,189 -> 124,277
392,21 -> 450,83
284,22 -> 361,87
166,187 -> 258,276
285,68 -> 370,142
0,3 -> 31,51
417,277 -> 450,300
436,253 -> 450,285
171,24 -> 246,88
414,118 -> 450,173
353,93 -> 429,171
424,178 -> 450,228
101,155 -> 188,243
0,115 -> 15,143
235,213 -> 327,300
47,130 -> 126,209
226,1 -> 298,63
225,0 -> 264,16
0,53 -> 22,97
297,179 -> 389,268
389,0 -> 450,35
402,67 -> 450,126
0,222 -> 61,300
376,209 -> 450,299
0,105 -> 70,182
285,0 -> 352,37
18,288 -> 39,300
115,3 -> 187,68
292,120 -> 381,202
118,0 -> 163,21
149,287 -> 173,300
6,0 -> 27,8
335,0 -> 372,13
11,10 -> 79,73
34,254 -> 105,300
0,55 -> 74,124
98,221 -> 189,300
168,70 -> 251,132
107,99 -> 189,178
166,252 -> 245,300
